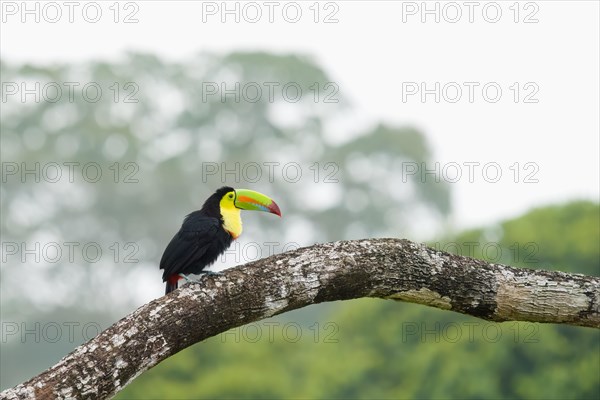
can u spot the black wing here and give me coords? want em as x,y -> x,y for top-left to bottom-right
160,213 -> 228,281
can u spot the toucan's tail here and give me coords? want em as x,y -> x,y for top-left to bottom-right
165,276 -> 179,295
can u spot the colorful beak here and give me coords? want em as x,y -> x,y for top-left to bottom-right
234,189 -> 282,217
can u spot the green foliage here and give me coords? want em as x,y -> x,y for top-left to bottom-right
444,201 -> 599,276
117,202 -> 600,399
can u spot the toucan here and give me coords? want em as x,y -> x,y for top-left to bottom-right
160,186 -> 281,294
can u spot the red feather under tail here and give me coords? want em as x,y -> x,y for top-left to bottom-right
165,275 -> 182,295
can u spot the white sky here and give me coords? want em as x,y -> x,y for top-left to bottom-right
1,0 -> 599,230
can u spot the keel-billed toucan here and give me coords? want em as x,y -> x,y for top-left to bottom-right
160,186 -> 281,294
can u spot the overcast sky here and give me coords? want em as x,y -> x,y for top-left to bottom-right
2,0 -> 598,229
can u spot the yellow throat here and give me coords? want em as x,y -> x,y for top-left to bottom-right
220,197 -> 242,239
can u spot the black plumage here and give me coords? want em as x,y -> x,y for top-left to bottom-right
160,187 -> 234,294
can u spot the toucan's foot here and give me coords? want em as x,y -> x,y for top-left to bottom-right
178,271 -> 220,284
199,270 -> 221,277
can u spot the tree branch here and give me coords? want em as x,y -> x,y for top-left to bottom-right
3,238 -> 599,399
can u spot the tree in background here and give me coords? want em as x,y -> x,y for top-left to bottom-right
0,52 -> 449,390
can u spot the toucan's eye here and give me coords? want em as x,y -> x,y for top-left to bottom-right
228,193 -> 234,199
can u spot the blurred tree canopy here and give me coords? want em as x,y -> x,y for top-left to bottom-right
116,201 -> 600,400
1,51 -> 450,312
1,52 -> 449,390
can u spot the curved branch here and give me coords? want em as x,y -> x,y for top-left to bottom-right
2,238 -> 599,399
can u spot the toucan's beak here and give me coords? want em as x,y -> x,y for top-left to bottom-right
234,189 -> 282,217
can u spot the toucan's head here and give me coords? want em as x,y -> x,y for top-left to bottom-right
203,186 -> 281,217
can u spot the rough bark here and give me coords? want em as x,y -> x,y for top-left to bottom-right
2,238 -> 599,400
